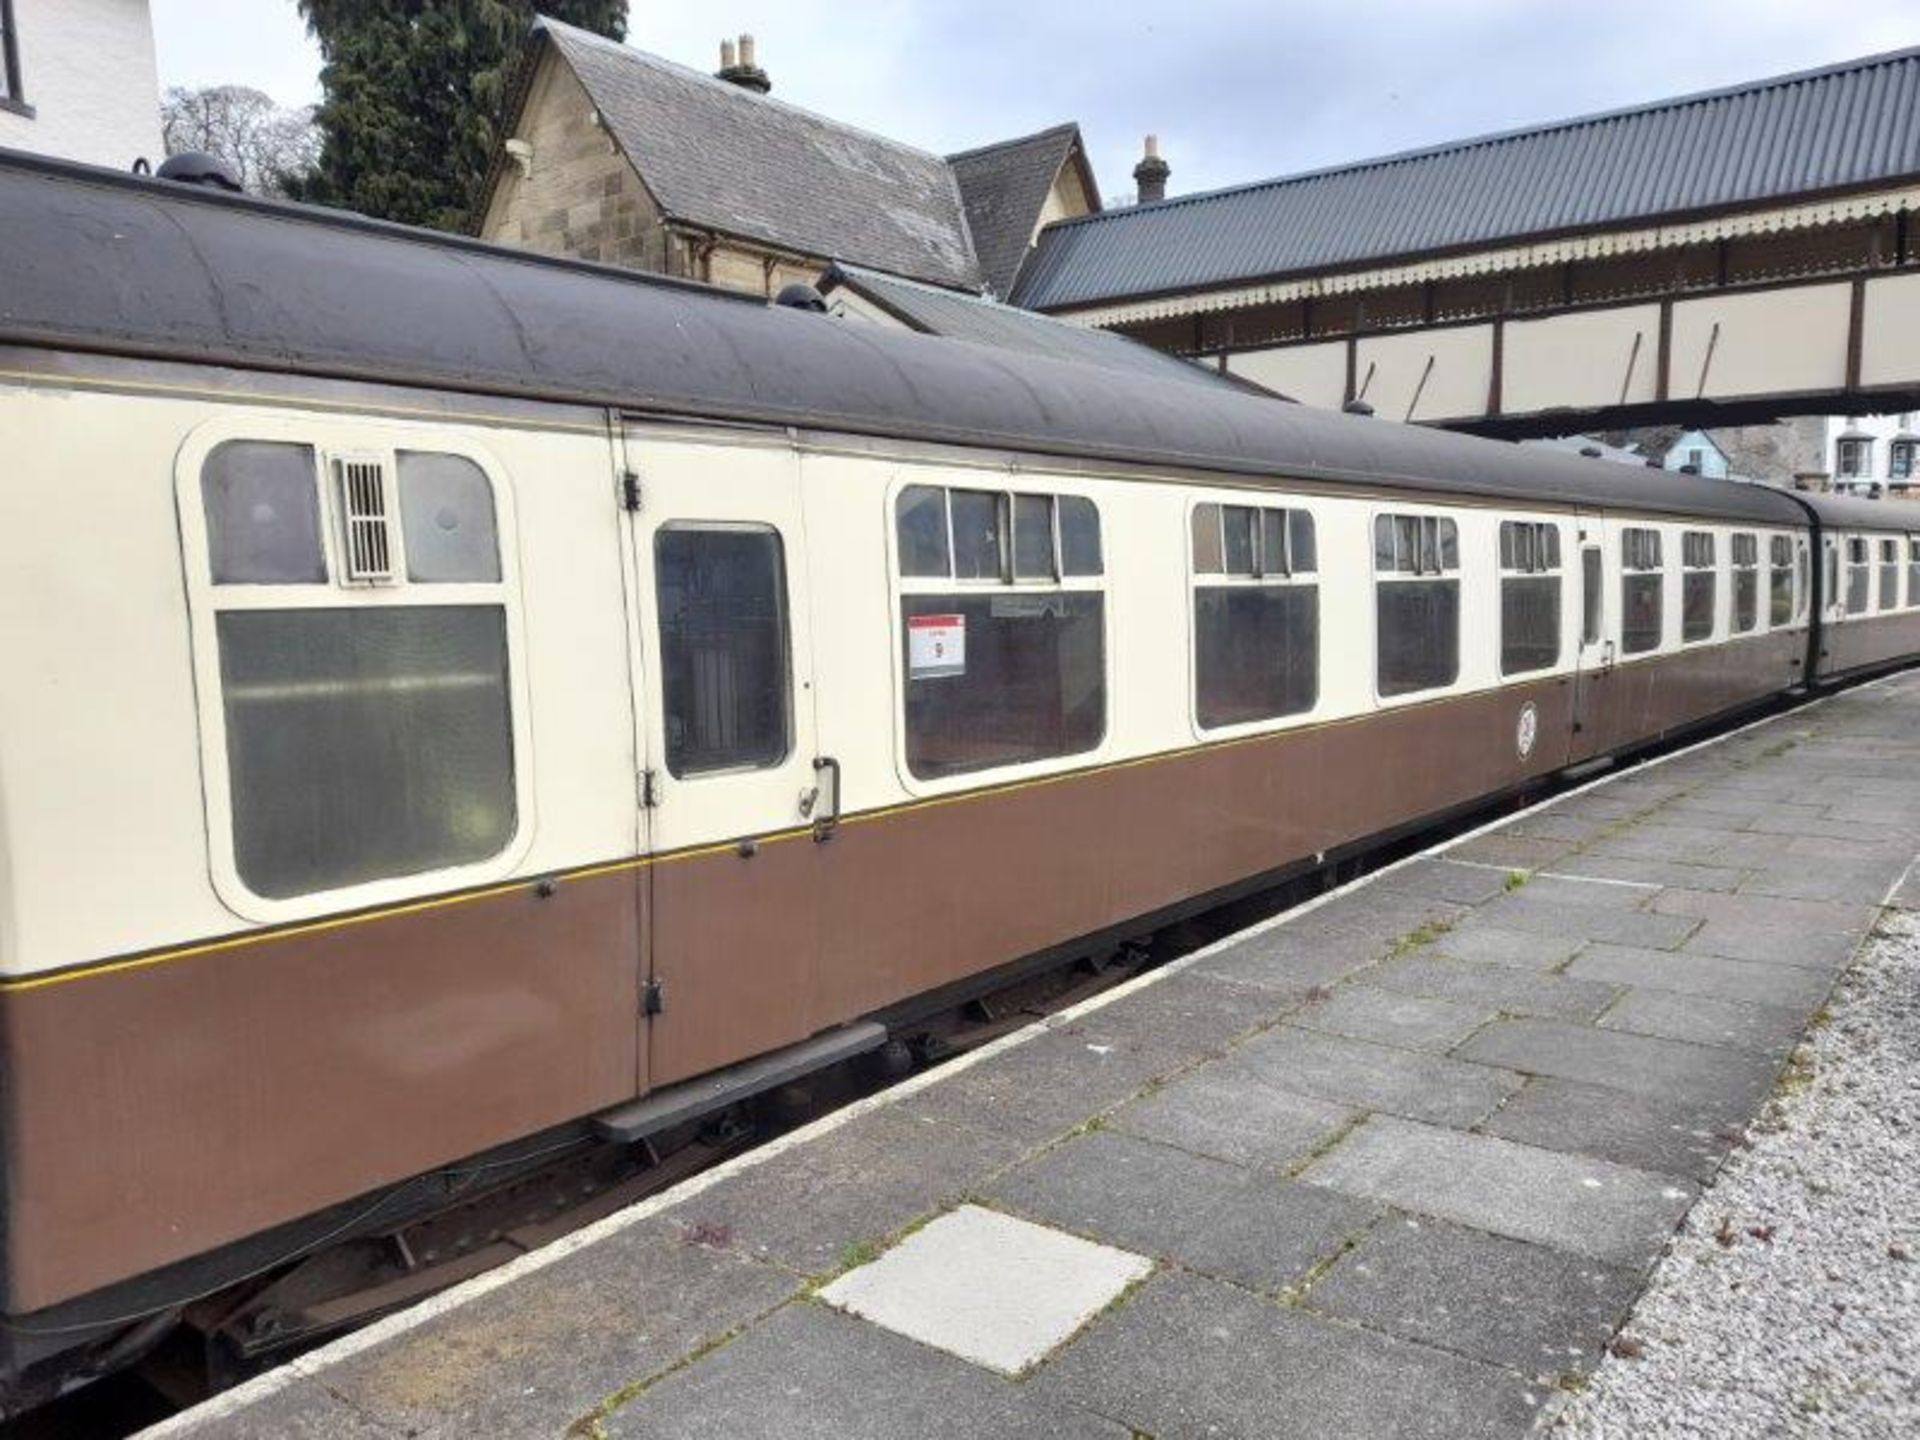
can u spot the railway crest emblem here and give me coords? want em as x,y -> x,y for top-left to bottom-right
1515,702 -> 1539,760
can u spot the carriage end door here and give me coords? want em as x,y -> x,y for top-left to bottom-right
623,428 -> 824,1091
1571,514 -> 1618,763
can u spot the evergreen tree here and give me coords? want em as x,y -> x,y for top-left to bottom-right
292,1 -> 626,231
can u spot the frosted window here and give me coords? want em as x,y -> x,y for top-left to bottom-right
217,607 -> 515,898
399,452 -> 501,583
203,441 -> 326,584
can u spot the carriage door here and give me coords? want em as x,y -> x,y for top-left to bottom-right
623,426 -> 824,1090
1570,514 -> 1618,764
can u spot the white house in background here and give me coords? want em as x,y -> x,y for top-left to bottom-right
0,0 -> 164,169
1662,430 -> 1732,480
1828,412 -> 1918,499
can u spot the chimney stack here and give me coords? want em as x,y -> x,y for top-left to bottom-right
1134,134 -> 1170,204
717,32 -> 771,94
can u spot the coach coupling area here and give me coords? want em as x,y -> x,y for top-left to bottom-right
156,675 -> 1920,1440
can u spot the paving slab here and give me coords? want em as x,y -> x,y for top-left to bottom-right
817,1205 -> 1150,1375
991,1130 -> 1376,1295
1232,1026 -> 1524,1128
1029,1270 -> 1543,1440
1551,854 -> 1751,892
1110,1055 -> 1357,1171
1361,952 -> 1622,1021
1504,873 -> 1660,910
1372,857 -> 1515,906
1306,1212 -> 1642,1376
1290,985 -> 1492,1053
1599,987 -> 1806,1057
1460,895 -> 1701,950
605,1301 -> 1128,1439
663,1105 -> 1028,1276
301,1216 -> 800,1438
1456,1017 -> 1779,1123
1478,1077 -> 1734,1183
1431,924 -> 1585,971
1442,831 -> 1583,869
1567,942 -> 1834,1010
1682,916 -> 1865,971
1303,1115 -> 1695,1265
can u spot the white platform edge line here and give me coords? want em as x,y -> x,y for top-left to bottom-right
142,681 -> 1874,1436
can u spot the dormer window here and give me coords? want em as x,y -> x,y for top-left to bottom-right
1891,438 -> 1917,482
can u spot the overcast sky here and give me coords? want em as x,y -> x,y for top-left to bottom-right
151,1 -> 1919,200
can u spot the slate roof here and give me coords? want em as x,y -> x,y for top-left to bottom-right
538,19 -> 981,289
948,124 -> 1091,299
819,263 -> 1233,390
1015,45 -> 1920,311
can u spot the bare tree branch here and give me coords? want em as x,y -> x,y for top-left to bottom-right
161,86 -> 320,197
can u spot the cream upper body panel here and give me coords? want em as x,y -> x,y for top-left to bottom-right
0,379 -> 640,978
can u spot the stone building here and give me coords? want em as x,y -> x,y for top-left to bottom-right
0,0 -> 165,168
475,18 -> 1101,304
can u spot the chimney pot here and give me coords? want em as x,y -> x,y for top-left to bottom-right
716,31 -> 771,93
1133,134 -> 1171,204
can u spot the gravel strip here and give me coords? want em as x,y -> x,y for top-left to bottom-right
1554,907 -> 1920,1438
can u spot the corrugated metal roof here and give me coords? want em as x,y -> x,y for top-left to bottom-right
5,149 -> 1878,530
821,262 -> 1230,389
541,20 -> 981,290
948,124 -> 1087,299
1015,46 -> 1920,311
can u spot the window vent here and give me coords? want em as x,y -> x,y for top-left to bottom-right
334,456 -> 396,583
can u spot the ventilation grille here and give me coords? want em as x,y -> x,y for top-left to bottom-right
335,457 -> 395,583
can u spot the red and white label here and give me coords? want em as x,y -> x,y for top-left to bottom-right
908,613 -> 966,678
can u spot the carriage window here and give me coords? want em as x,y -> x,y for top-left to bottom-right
656,526 -> 791,777
398,452 -> 501,583
1845,537 -> 1871,615
896,485 -> 950,577
198,443 -> 518,900
1730,533 -> 1759,634
1192,503 -> 1319,727
1768,535 -> 1795,627
1910,538 -> 1920,610
1681,531 -> 1716,643
896,485 -> 1105,779
1621,527 -> 1663,655
1582,546 -> 1603,645
202,441 -> 328,585
1,0 -> 22,106
1375,513 -> 1460,696
1878,538 -> 1900,611
1498,521 -> 1561,675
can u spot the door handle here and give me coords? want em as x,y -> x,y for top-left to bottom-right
811,756 -> 841,842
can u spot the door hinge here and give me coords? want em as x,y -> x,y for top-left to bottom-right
642,977 -> 664,1016
640,769 -> 661,809
621,470 -> 643,512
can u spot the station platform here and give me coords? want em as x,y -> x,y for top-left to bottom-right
154,674 -> 1920,1440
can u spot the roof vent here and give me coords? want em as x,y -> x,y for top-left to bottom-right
1342,399 -> 1375,417
773,282 -> 828,313
1133,135 -> 1170,204
155,151 -> 244,193
717,33 -> 771,94
1579,445 -> 1603,458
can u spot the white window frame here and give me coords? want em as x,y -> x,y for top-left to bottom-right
1370,506 -> 1464,704
1185,492 -> 1324,740
176,414 -> 535,924
1679,528 -> 1719,645
885,472 -> 1111,796
1619,524 -> 1667,657
1495,518 -> 1565,677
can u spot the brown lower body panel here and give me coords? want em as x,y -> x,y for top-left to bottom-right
0,874 -> 642,1312
1822,610 -> 1920,680
0,644 -> 1835,1314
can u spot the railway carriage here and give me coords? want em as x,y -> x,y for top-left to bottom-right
1,150 -> 1918,1412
